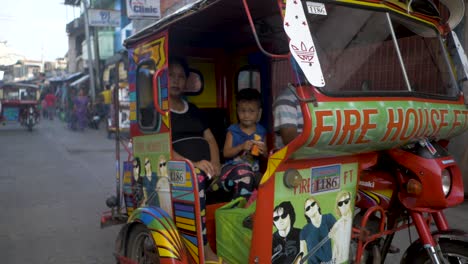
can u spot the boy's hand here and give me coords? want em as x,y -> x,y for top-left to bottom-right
255,141 -> 267,155
242,140 -> 254,151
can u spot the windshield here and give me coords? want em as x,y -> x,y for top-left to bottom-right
3,88 -> 20,100
296,2 -> 459,98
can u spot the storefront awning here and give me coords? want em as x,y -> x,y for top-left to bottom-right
63,72 -> 83,82
70,75 -> 89,87
48,72 -> 83,83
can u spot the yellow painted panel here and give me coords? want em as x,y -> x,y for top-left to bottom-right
158,247 -> 178,258
187,60 -> 217,108
182,236 -> 200,264
123,177 -> 132,184
154,231 -> 179,254
130,102 -> 136,111
261,147 -> 288,185
175,216 -> 195,225
176,222 -> 196,232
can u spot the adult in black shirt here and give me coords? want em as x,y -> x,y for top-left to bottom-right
169,57 -> 222,263
169,58 -> 221,177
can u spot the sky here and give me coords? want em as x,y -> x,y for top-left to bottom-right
0,0 -> 80,61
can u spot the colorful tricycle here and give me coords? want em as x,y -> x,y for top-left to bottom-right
101,0 -> 468,263
0,82 -> 40,131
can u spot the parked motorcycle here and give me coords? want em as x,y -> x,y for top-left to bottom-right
88,102 -> 106,130
354,139 -> 467,263
20,106 -> 39,131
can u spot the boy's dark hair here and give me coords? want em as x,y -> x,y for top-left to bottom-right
237,88 -> 262,108
169,56 -> 189,78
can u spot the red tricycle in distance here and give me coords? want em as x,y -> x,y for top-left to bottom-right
0,82 -> 40,131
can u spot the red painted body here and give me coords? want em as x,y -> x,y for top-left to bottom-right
387,148 -> 465,210
356,169 -> 396,210
354,142 -> 466,260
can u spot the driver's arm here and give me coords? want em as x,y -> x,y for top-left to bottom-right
172,150 -> 185,160
274,95 -> 302,146
279,125 -> 299,145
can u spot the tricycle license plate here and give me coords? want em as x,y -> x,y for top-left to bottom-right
310,164 -> 340,194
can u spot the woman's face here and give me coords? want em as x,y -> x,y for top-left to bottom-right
169,63 -> 187,98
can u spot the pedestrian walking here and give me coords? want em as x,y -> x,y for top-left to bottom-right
45,90 -> 57,120
41,98 -> 48,119
72,88 -> 89,131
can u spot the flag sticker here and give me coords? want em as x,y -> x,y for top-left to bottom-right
425,140 -> 437,155
306,2 -> 327,15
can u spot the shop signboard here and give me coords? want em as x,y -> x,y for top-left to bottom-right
88,9 -> 121,27
126,0 -> 161,19
98,31 -> 115,60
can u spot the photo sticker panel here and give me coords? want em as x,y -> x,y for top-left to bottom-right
273,162 -> 358,264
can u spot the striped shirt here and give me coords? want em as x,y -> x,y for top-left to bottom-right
273,88 -> 304,148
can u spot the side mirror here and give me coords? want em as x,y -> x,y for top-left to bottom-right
184,69 -> 204,95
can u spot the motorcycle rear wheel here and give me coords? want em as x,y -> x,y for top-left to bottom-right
402,240 -> 468,264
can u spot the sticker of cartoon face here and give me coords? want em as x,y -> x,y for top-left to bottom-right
299,196 -> 336,264
330,191 -> 353,263
156,155 -> 172,215
144,158 -> 152,180
132,157 -> 141,182
142,158 -> 158,206
272,201 -> 301,264
158,154 -> 168,177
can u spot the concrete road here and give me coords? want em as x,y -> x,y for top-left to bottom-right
0,119 -> 466,264
0,119 -> 122,264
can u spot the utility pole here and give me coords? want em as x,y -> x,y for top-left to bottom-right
82,0 -> 96,100
92,27 -> 102,94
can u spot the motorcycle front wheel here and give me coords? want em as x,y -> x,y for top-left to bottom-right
125,224 -> 160,264
27,122 -> 33,132
402,240 -> 468,264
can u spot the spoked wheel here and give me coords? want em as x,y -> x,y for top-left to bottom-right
402,240 -> 468,264
126,225 -> 160,264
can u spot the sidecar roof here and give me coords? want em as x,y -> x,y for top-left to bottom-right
124,0 -> 282,49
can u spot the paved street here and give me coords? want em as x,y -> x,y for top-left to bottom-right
386,200 -> 468,263
0,119 -> 121,264
0,118 -> 467,264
